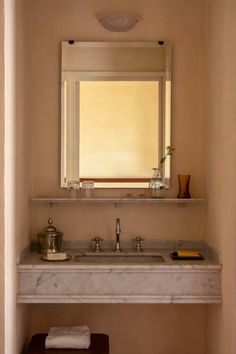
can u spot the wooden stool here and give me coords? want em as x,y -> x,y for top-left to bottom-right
25,333 -> 109,354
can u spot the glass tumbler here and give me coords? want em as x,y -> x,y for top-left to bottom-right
82,181 -> 95,198
177,175 -> 191,198
67,180 -> 80,198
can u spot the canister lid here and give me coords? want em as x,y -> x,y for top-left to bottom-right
38,218 -> 63,237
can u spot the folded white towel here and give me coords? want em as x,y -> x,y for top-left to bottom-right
45,325 -> 91,349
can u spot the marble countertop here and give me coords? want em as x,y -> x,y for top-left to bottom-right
18,248 -> 221,270
18,239 -> 221,270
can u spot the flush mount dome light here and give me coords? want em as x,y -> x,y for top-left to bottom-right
97,13 -> 141,32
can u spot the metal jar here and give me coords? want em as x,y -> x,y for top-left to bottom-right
37,218 -> 63,253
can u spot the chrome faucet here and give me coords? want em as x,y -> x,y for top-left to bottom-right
114,218 -> 122,252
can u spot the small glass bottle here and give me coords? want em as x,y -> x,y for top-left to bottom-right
149,168 -> 166,198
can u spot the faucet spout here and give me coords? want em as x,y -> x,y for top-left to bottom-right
114,218 -> 122,252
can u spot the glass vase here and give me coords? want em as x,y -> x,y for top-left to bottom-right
149,168 -> 166,198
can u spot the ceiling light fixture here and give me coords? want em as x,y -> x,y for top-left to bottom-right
97,13 -> 141,32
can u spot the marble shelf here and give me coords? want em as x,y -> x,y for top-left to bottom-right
31,197 -> 203,206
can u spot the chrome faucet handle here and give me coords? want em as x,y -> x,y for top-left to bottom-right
92,236 -> 103,252
114,218 -> 122,252
134,236 -> 145,252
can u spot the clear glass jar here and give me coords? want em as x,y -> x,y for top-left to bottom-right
149,168 -> 166,198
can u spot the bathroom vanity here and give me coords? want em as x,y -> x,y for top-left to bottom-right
17,240 -> 222,304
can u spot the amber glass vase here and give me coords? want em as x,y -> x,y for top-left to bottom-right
177,175 -> 191,198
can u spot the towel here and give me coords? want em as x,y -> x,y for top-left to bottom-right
45,325 -> 91,349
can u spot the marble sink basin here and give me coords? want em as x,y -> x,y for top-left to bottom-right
73,252 -> 165,263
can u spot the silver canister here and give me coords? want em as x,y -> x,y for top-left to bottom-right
37,218 -> 63,253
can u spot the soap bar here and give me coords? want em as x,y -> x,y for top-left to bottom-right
177,250 -> 201,257
44,252 -> 68,261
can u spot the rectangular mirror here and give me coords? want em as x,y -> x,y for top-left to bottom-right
61,41 -> 171,188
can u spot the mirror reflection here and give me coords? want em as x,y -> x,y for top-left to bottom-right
61,42 -> 171,188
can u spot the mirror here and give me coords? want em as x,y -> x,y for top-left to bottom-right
61,41 -> 171,188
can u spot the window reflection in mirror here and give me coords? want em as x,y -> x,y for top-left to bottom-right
80,81 -> 160,185
61,42 -> 171,188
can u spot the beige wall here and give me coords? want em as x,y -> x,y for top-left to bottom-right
4,0 -> 30,353
205,0 -> 236,352
15,0 -> 30,256
5,0 -> 236,353
23,1 -> 207,354
29,304 -> 205,354
15,0 -> 31,351
28,0 -> 205,240
0,0 -> 4,352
